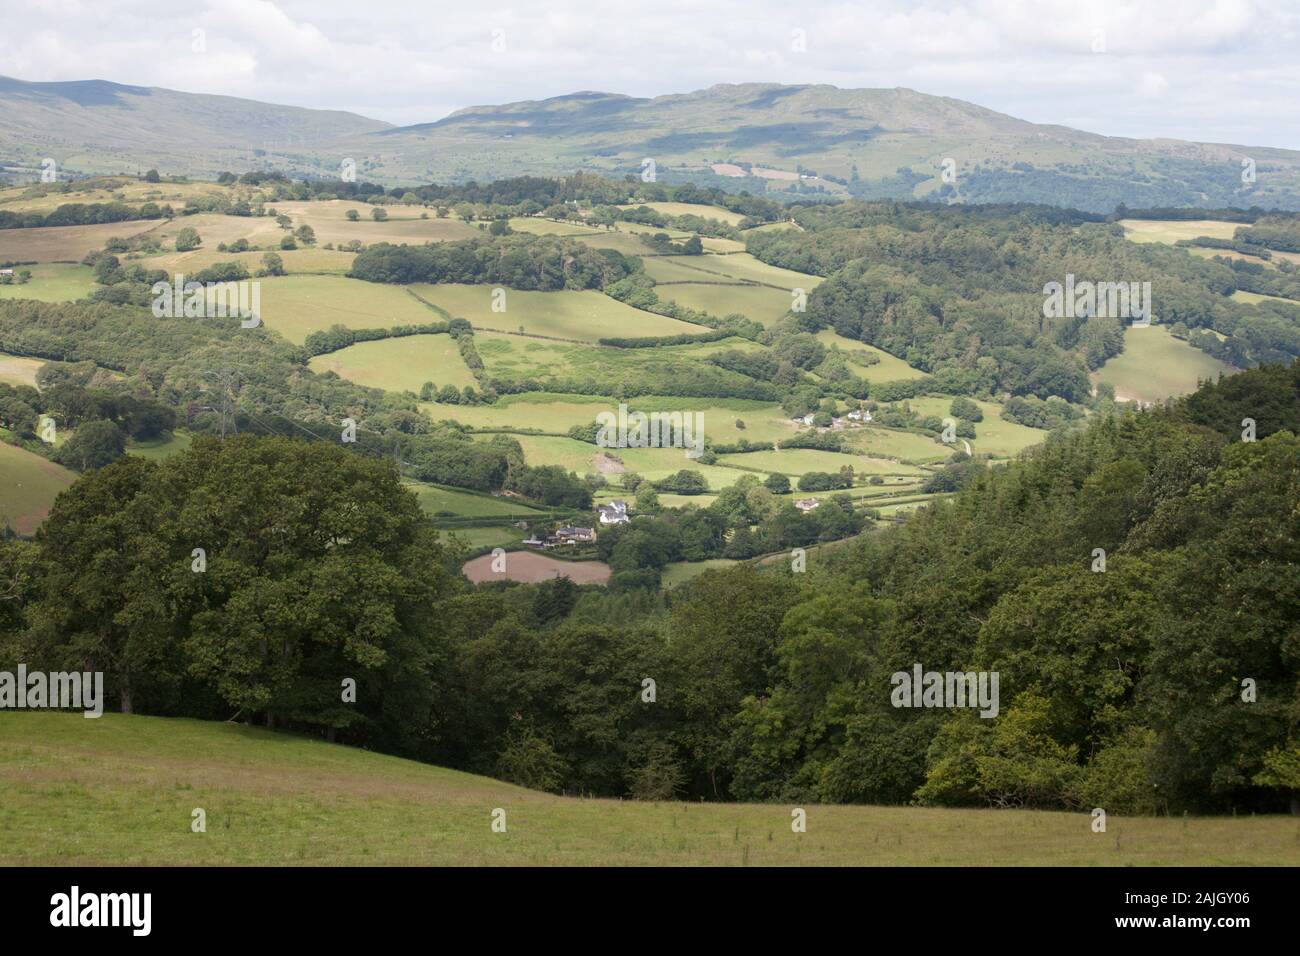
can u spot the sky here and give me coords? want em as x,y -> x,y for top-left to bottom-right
2,0 -> 1298,148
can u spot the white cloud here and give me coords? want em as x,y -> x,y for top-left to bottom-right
0,0 -> 1295,147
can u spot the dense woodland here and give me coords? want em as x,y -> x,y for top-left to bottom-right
747,202 -> 1300,384
1,363 -> 1295,812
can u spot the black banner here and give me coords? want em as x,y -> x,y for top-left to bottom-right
0,866 -> 1289,942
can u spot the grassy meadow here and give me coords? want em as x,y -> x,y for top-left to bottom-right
1092,326 -> 1238,404
0,352 -> 47,387
0,263 -> 95,302
1118,219 -> 1242,244
411,283 -> 708,341
310,333 -> 478,392
0,441 -> 77,534
250,275 -> 440,344
2,712 -> 1294,866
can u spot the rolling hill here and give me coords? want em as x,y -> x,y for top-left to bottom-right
2,712 -> 1294,866
4,77 -> 1299,211
0,75 -> 389,183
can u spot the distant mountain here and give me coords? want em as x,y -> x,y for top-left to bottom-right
0,76 -> 389,182
4,76 -> 1299,212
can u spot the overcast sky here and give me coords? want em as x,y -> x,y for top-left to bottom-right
2,0 -> 1297,148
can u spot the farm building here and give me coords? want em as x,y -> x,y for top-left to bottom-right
597,500 -> 629,525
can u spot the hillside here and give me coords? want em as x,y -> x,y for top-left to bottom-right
5,77 -> 1300,211
1,712 -> 1294,866
0,76 -> 390,183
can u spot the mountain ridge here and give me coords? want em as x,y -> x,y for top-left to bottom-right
3,75 -> 1298,211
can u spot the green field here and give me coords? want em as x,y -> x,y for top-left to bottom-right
411,283 -> 707,342
904,397 -> 1048,459
419,392 -> 796,446
2,712 -> 1293,865
506,217 -> 605,238
567,231 -> 660,257
405,481 -> 545,517
0,441 -> 77,534
1092,326 -> 1238,404
661,558 -> 739,587
654,282 -> 794,326
493,434 -> 758,488
127,430 -> 193,460
0,263 -> 95,302
444,525 -> 523,550
841,426 -> 953,465
470,331 -> 774,397
310,334 -> 477,392
666,252 -> 822,290
251,275 -> 440,345
814,330 -> 929,381
0,179 -> 233,215
719,447 -> 927,477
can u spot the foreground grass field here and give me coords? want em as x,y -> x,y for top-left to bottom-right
1,713 -> 1294,865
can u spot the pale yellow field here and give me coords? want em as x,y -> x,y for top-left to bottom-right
0,219 -> 163,262
151,246 -> 357,275
1119,219 -> 1241,244
269,200 -> 480,246
0,352 -> 45,386
627,201 -> 749,226
411,283 -> 708,342
1232,289 -> 1299,307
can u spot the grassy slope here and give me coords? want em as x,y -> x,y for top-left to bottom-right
0,263 -> 95,302
405,481 -> 545,517
411,283 -> 707,342
0,220 -> 163,263
0,441 -> 76,534
1092,326 -> 1238,404
252,275 -> 439,345
2,713 -> 1294,866
0,352 -> 46,387
309,334 -> 477,392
